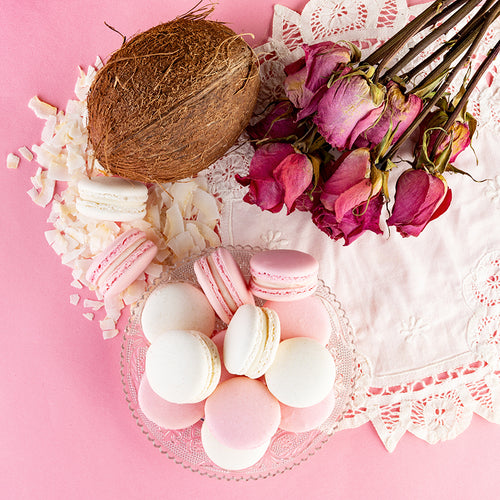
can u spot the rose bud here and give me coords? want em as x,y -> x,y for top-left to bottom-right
356,81 -> 422,148
236,143 -> 313,214
312,148 -> 384,244
386,169 -> 452,237
313,69 -> 385,150
284,42 -> 352,116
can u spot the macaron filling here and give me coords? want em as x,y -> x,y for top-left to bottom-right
245,307 -> 280,379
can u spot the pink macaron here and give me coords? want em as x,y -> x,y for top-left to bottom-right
264,296 -> 331,345
204,377 -> 281,450
138,374 -> 205,430
194,247 -> 254,323
249,249 -> 319,301
86,228 -> 157,298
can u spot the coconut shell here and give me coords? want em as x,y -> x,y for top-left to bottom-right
87,18 -> 260,183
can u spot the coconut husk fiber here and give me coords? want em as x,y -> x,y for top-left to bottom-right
87,14 -> 260,183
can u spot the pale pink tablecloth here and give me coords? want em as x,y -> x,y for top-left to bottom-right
1,1 -> 499,499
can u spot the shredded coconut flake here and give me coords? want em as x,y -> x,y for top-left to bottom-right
18,146 -> 33,161
7,153 -> 20,169
83,299 -> 104,311
69,294 -> 80,306
28,96 -> 57,120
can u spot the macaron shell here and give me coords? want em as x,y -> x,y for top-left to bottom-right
204,377 -> 280,450
264,296 -> 331,345
279,390 -> 336,433
138,375 -> 204,430
265,337 -> 336,408
145,330 -> 221,404
141,282 -> 216,343
201,422 -> 270,471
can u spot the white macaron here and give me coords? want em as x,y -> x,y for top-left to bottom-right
76,176 -> 148,221
265,337 -> 336,408
145,330 -> 221,404
141,282 -> 216,343
223,304 -> 281,379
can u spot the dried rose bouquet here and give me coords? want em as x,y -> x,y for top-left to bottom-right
237,0 -> 500,244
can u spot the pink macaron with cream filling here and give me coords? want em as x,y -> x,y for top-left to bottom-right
194,247 -> 254,324
249,249 -> 319,301
86,228 -> 157,298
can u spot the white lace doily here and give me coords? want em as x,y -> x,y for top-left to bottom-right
203,0 -> 500,451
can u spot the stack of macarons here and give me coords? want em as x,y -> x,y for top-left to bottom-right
76,175 -> 156,301
137,247 -> 338,471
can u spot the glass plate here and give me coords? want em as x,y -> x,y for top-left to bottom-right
121,245 -> 356,480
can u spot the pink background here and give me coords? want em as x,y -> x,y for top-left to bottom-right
1,0 -> 499,498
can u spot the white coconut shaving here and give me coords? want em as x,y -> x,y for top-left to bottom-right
22,60 -> 222,339
7,153 -> 20,169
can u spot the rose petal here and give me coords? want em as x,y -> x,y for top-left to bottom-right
273,153 -> 313,213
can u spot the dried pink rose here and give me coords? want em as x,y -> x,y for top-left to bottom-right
313,69 -> 385,150
236,143 -> 313,214
313,193 -> 384,245
320,148 -> 382,221
356,81 -> 423,148
386,169 -> 451,237
284,42 -> 352,115
309,148 -> 384,244
426,120 -> 471,163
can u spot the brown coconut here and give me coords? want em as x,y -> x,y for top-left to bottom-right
86,16 -> 260,183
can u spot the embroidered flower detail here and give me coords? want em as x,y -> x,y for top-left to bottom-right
260,230 -> 289,249
399,316 -> 429,341
410,390 -> 473,444
463,251 -> 500,308
485,175 -> 500,208
422,396 -> 459,441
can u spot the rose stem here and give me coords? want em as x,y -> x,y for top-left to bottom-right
363,0 -> 461,66
412,2 -> 500,92
379,7 -> 499,169
430,39 -> 500,157
401,9 -> 485,84
372,0 -> 473,83
381,0 -> 484,82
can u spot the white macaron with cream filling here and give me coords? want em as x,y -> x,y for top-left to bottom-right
76,176 -> 148,221
146,330 -> 221,404
223,304 -> 280,379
